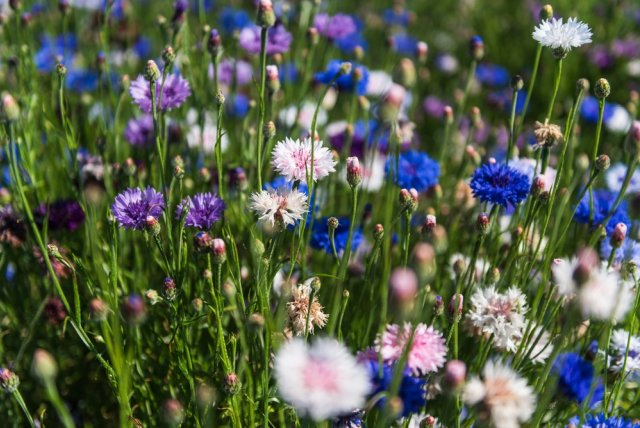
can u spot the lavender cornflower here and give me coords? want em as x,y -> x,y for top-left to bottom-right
35,199 -> 85,231
176,193 -> 225,230
129,74 -> 191,113
313,13 -> 357,41
210,58 -> 253,86
238,24 -> 292,55
124,115 -> 155,147
470,163 -> 531,207
111,187 -> 165,230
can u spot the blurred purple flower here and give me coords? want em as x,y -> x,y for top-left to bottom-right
35,200 -> 85,232
129,74 -> 191,113
238,24 -> 292,55
313,13 -> 357,40
209,58 -> 253,86
124,115 -> 155,147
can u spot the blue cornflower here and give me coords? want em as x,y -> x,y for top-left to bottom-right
553,352 -> 604,407
335,32 -> 368,54
315,60 -> 370,96
574,190 -> 630,235
470,162 -> 530,207
225,94 -> 250,118
311,217 -> 363,255
220,8 -> 251,35
332,410 -> 365,428
475,63 -> 510,87
385,150 -> 440,192
66,69 -> 99,92
176,193 -> 225,230
600,238 -> 640,267
568,413 -> 640,427
191,0 -> 214,13
382,8 -> 411,27
390,34 -> 419,56
363,360 -> 427,418
34,34 -> 77,73
580,96 -> 615,124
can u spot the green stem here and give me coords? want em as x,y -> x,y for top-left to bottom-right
256,27 -> 268,190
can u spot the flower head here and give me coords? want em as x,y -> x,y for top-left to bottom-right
568,413 -> 640,428
470,162 -> 530,207
466,287 -> 528,352
463,360 -> 536,428
239,24 -> 292,55
111,187 -> 165,230
274,338 -> 370,421
533,121 -> 564,149
35,199 -> 85,232
286,280 -> 328,336
385,150 -> 440,192
314,13 -> 358,41
608,329 -> 640,381
129,74 -> 191,113
249,188 -> 308,231
375,322 -> 447,376
124,114 -> 155,147
310,217 -> 363,255
553,352 -> 603,407
271,137 -> 336,183
176,193 -> 225,230
532,17 -> 592,56
315,60 -> 370,96
574,190 -> 630,235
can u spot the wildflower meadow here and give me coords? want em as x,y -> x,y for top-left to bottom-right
2,0 -> 640,427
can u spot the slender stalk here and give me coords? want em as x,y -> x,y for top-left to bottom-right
256,27 -> 268,190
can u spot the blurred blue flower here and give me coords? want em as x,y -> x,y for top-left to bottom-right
389,33 -> 418,56
335,32 -> 368,54
191,0 -> 214,13
574,190 -> 630,235
553,352 -> 604,407
475,63 -> 510,87
382,8 -> 411,27
225,94 -> 250,118
568,413 -> 640,428
385,150 -> 440,192
600,238 -> 640,267
580,96 -> 615,124
34,34 -> 77,73
363,360 -> 427,418
133,37 -> 152,60
315,60 -> 369,96
311,217 -> 363,255
220,8 -> 251,35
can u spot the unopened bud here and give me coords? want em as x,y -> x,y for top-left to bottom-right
595,154 -> 610,171
444,360 -> 467,389
577,78 -> 590,94
422,214 -> 436,235
212,238 -> 227,264
470,35 -> 484,61
434,295 -> 444,316
389,267 -> 418,303
346,156 -> 362,188
216,90 -> 226,106
264,121 -> 276,140
531,175 -> 546,197
207,29 -> 222,57
539,4 -> 553,21
476,212 -> 490,235
32,349 -> 57,382
163,277 -> 177,301
449,294 -> 463,318
144,60 -> 161,82
163,399 -> 185,426
399,188 -> 419,212
327,217 -> 339,231
0,368 -> 19,393
374,224 -> 385,241
256,0 -> 276,28
339,62 -> 352,76
122,294 -> 147,325
1,92 -> 20,122
145,215 -> 161,236
594,78 -> 611,100
487,267 -> 500,284
611,223 -> 627,248
224,373 -> 242,395
88,298 -> 109,321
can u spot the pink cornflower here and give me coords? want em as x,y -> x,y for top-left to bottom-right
376,322 -> 447,376
271,137 -> 336,183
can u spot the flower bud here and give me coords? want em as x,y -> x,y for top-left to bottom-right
162,47 -> 176,68
422,214 -> 436,235
212,238 -> 227,264
264,121 -> 276,140
572,248 -> 599,286
194,231 -> 213,253
433,295 -> 444,316
594,78 -> 611,100
476,212 -> 490,235
539,4 -> 553,21
122,294 -> 147,325
381,83 -> 406,122
1,92 -> 20,122
469,35 -> 484,61
399,188 -> 419,212
88,298 -> 109,321
444,360 -> 467,389
487,267 -> 500,284
511,75 -> 524,91
256,0 -> 276,28
144,60 -> 161,82
417,41 -> 428,63
164,277 -> 177,301
163,399 -> 185,426
0,368 -> 20,393
228,167 -> 247,191
192,297 -> 204,313
266,65 -> 280,94
207,29 -> 222,57
449,294 -> 463,319
32,349 -> 58,382
339,62 -> 352,76
611,223 -> 627,248
145,215 -> 161,236
224,373 -> 242,395
307,26 -> 319,45
595,154 -> 610,172
576,78 -> 590,94
629,121 -> 640,145
374,224 -> 385,241
216,90 -> 226,106
327,217 -> 339,231
346,156 -> 362,188
444,105 -> 454,124
531,175 -> 546,198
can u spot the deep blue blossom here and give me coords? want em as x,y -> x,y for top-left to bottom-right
315,60 -> 370,96
568,413 -> 640,427
34,34 -> 77,73
111,187 -> 165,230
385,150 -> 440,192
574,190 -> 630,235
35,200 -> 85,232
475,63 -> 510,87
335,32 -> 368,54
363,360 -> 426,418
553,352 -> 604,407
470,162 -> 530,207
382,8 -> 411,27
220,8 -> 251,35
176,193 -> 225,230
311,217 -> 363,255
389,34 -> 419,56
225,94 -> 250,118
580,96 -> 615,124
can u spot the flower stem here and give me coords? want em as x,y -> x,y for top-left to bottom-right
256,27 -> 268,190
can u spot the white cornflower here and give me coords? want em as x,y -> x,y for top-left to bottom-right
550,257 -> 580,297
516,324 -> 553,365
605,104 -> 632,134
609,329 -> 640,380
249,188 -> 308,231
271,137 -> 337,183
463,360 -> 536,428
185,109 -> 228,154
278,102 -> 328,131
286,280 -> 328,336
605,163 -> 640,194
466,287 -> 528,352
532,17 -> 592,54
274,338 -> 371,421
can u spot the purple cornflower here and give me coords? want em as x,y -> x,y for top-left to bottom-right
209,58 -> 253,86
176,193 -> 226,230
35,200 -> 85,231
111,187 -> 165,230
129,74 -> 191,113
124,115 -> 155,147
0,205 -> 27,247
313,13 -> 357,40
238,24 -> 292,55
